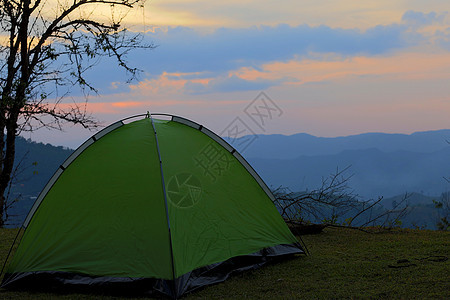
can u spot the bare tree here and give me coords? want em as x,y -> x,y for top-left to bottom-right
272,166 -> 359,224
0,0 -> 151,227
445,138 -> 450,182
433,194 -> 449,231
438,140 -> 450,230
273,167 -> 410,233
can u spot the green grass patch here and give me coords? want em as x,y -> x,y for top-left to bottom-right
1,227 -> 449,299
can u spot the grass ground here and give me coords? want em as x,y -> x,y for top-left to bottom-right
0,227 -> 449,299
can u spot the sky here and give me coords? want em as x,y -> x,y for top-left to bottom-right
25,0 -> 450,148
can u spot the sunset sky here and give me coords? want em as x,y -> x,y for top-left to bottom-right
28,0 -> 450,148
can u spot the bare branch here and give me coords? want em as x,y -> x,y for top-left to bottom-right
274,167 -> 412,233
348,196 -> 383,226
20,101 -> 99,131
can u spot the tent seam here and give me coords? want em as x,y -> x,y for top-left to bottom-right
149,115 -> 178,298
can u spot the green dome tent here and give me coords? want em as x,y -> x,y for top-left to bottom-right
1,114 -> 304,298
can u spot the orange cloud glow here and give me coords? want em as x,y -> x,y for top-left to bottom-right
144,0 -> 449,29
129,72 -> 212,95
234,51 -> 450,85
111,101 -> 143,108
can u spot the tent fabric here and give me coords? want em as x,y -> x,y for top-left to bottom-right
2,243 -> 301,298
1,114 -> 303,298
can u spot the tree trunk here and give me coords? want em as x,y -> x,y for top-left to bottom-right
0,110 -> 5,227
0,0 -> 30,227
0,118 -> 18,227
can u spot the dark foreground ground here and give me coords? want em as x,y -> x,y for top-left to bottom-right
0,227 -> 449,299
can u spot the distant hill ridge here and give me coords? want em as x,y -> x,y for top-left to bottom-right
248,146 -> 450,199
225,129 -> 450,159
6,137 -> 72,227
4,129 -> 449,227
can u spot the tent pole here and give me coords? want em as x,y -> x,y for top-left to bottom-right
149,114 -> 178,298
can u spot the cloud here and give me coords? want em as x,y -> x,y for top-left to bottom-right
402,10 -> 447,27
111,101 -> 143,108
184,75 -> 278,94
81,11 -> 447,95
229,51 -> 450,90
144,0 -> 449,30
140,22 -> 417,77
436,27 -> 450,50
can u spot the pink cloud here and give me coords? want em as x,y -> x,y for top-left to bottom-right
235,51 -> 450,85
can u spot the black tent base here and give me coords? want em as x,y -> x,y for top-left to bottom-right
2,271 -> 171,298
1,243 -> 304,298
